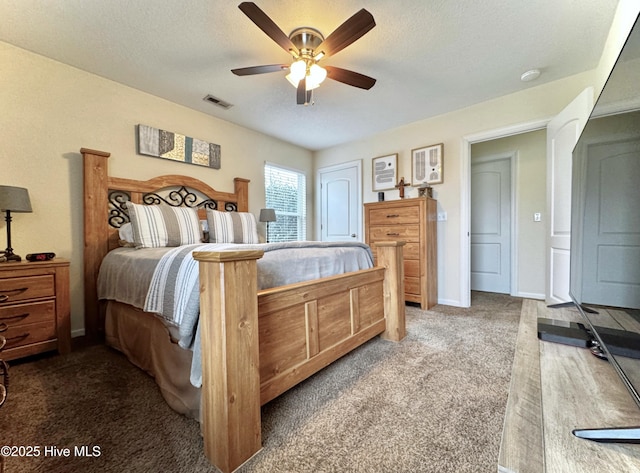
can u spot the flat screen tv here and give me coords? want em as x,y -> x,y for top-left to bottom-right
568,12 -> 640,442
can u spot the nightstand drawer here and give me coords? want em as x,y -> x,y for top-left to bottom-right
0,301 -> 56,328
368,206 -> 420,225
3,320 -> 57,350
0,275 -> 55,303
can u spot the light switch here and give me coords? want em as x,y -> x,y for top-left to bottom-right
534,212 -> 542,222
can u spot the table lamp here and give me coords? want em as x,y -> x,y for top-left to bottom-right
259,208 -> 276,243
0,186 -> 32,262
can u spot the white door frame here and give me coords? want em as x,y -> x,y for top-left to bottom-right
460,119 -> 550,307
315,159 -> 363,241
470,152 -> 518,295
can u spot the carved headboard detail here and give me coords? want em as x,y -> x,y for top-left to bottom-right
107,186 -> 239,229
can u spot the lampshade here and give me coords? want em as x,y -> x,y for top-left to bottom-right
0,186 -> 32,213
308,64 -> 327,87
259,208 -> 276,223
289,60 -> 307,82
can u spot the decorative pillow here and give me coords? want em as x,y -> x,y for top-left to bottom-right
117,222 -> 136,247
126,202 -> 202,248
206,209 -> 259,244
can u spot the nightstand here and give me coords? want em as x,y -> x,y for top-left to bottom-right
0,259 -> 70,361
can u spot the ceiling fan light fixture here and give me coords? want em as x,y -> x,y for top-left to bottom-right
286,61 -> 326,90
286,73 -> 320,91
309,64 -> 327,86
289,59 -> 307,82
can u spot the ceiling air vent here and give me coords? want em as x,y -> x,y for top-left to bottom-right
203,94 -> 233,110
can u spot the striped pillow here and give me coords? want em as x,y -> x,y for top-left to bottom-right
126,202 -> 202,248
206,210 -> 259,244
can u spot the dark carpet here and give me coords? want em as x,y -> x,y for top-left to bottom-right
0,292 -> 521,472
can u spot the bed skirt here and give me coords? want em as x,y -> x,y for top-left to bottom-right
104,300 -> 201,421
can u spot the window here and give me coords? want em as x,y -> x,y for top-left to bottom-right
264,163 -> 307,242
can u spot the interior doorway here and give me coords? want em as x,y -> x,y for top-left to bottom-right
470,154 -> 513,294
317,160 -> 362,242
468,128 -> 547,301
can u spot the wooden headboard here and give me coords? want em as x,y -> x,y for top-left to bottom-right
80,148 -> 250,341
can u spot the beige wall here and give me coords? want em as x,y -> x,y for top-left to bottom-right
314,1 -> 639,307
1,41 -> 312,335
471,130 -> 546,298
314,72 -> 595,306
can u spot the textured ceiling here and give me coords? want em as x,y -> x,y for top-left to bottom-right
0,0 -> 619,150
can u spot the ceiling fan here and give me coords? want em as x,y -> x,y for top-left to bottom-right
231,2 -> 377,105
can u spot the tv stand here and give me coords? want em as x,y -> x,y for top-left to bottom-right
547,301 -> 599,314
573,426 -> 640,443
499,300 -> 640,472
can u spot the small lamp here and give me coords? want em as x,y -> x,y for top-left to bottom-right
259,208 -> 276,243
0,186 -> 32,262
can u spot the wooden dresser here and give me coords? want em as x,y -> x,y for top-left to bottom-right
0,259 -> 71,360
364,197 -> 437,309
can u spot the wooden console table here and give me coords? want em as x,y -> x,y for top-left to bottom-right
499,299 -> 640,472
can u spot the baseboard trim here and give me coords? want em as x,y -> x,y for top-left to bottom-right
515,292 -> 544,300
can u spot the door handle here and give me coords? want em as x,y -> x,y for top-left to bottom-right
351,234 -> 356,238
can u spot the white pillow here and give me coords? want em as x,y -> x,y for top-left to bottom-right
118,222 -> 135,243
126,202 -> 202,248
206,209 -> 259,244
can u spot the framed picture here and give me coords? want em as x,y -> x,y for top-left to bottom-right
411,143 -> 443,185
372,154 -> 398,191
137,124 -> 221,169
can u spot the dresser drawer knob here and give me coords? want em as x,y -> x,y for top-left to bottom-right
386,232 -> 400,236
0,287 -> 28,302
386,214 -> 400,218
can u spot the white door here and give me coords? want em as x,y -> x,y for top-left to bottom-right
471,156 -> 511,293
319,161 -> 362,242
581,135 -> 640,308
546,87 -> 593,304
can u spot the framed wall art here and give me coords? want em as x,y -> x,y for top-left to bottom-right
372,153 -> 398,191
411,143 -> 443,185
137,124 -> 221,169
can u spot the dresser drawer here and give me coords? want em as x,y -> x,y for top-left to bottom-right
0,300 -> 56,328
369,225 -> 419,242
371,243 -> 420,265
405,277 -> 421,296
0,275 -> 55,303
405,259 -> 420,279
368,205 -> 420,225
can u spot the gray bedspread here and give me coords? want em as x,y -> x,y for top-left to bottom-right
98,241 -> 374,387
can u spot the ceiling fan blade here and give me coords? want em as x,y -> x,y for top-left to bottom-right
297,77 -> 307,105
314,9 -> 375,59
238,2 -> 299,55
232,64 -> 288,76
325,66 -> 376,90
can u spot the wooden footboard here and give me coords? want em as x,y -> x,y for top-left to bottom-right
193,241 -> 405,473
